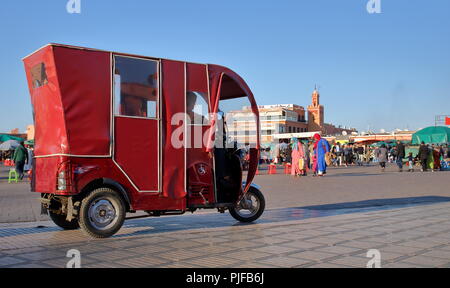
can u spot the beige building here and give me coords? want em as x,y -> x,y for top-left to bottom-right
226,88 -> 356,145
26,125 -> 35,140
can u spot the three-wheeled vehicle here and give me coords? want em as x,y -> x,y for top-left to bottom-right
23,44 -> 264,238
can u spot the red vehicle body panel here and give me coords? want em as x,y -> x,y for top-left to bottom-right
23,44 -> 259,212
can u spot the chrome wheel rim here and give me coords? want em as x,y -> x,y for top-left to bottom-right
235,192 -> 260,218
88,199 -> 118,230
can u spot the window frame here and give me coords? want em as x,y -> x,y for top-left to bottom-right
186,90 -> 210,126
112,55 -> 160,120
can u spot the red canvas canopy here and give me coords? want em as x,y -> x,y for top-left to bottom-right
23,44 -> 260,204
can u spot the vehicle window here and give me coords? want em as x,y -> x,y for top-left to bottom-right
186,91 -> 209,125
220,97 -> 259,149
30,63 -> 48,88
114,56 -> 158,118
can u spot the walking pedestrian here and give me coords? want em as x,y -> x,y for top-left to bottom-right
335,142 -> 343,166
356,144 -> 365,166
343,144 -> 352,167
396,140 -> 406,172
376,144 -> 388,172
418,142 -> 429,172
406,152 -> 414,172
313,133 -> 330,176
433,145 -> 441,171
12,141 -> 29,180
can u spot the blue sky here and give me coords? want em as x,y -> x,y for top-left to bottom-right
0,0 -> 449,133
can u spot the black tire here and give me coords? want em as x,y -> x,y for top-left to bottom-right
229,187 -> 265,223
78,187 -> 126,238
49,211 -> 80,230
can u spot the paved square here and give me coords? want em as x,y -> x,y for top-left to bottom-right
1,164 -> 450,268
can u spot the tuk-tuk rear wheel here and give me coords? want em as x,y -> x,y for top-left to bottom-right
49,211 -> 79,230
229,187 -> 265,223
78,187 -> 126,238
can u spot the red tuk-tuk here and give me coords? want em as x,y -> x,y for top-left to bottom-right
23,44 -> 264,238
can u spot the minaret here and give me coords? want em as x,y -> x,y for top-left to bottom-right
307,86 -> 324,132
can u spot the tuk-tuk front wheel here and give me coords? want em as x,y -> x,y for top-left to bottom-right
78,188 -> 126,238
229,187 -> 265,223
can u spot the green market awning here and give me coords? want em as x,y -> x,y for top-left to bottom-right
0,134 -> 25,142
411,126 -> 450,145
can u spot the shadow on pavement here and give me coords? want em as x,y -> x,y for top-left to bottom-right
1,196 -> 449,240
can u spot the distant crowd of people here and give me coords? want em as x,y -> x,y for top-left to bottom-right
0,141 -> 34,180
258,138 -> 450,177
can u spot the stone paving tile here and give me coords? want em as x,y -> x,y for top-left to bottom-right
305,262 -> 352,268
161,240 -> 205,249
67,244 -> 116,254
346,229 -> 383,237
188,236 -> 230,244
256,236 -> 292,245
157,249 -> 207,261
414,236 -> 450,245
8,263 -> 52,268
251,245 -> 300,255
380,245 -> 426,255
282,240 -> 325,250
292,229 -> 334,237
165,232 -> 215,240
315,245 -> 362,255
190,245 -> 237,255
184,256 -> 241,268
1,246 -> 46,255
354,251 -> 404,263
316,226 -> 353,233
419,250 -> 450,260
234,262 -> 279,268
276,232 -> 317,241
363,236 -> 405,244
396,240 -> 442,249
328,232 -> 367,241
125,244 -> 172,255
327,255 -> 369,268
128,236 -> 175,245
0,256 -> 27,267
19,250 -> 68,261
115,255 -> 171,267
224,250 -> 273,261
157,261 -> 203,268
87,250 -> 140,262
257,256 -> 313,268
401,255 -> 450,267
434,245 -> 450,252
289,250 -> 337,262
301,236 -> 346,246
221,240 -> 265,249
82,261 -> 128,268
391,230 -> 438,239
250,229 -> 288,237
382,262 -> 426,268
100,240 -> 151,249
430,233 -> 450,240
339,240 -> 385,250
